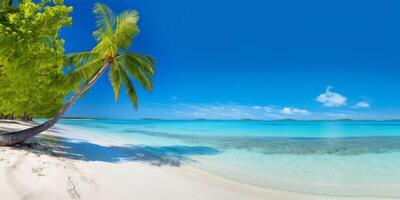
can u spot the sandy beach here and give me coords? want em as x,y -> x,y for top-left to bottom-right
0,120 -> 394,200
1,0 -> 399,199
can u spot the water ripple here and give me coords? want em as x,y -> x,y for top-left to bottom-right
122,129 -> 400,155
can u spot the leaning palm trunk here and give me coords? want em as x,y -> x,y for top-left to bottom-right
0,63 -> 109,146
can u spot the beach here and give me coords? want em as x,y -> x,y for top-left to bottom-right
1,0 -> 398,199
0,120 -> 397,200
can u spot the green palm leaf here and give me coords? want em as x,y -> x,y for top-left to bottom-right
109,63 -> 121,101
113,10 -> 139,50
65,58 -> 104,89
120,68 -> 138,109
124,52 -> 155,75
92,36 -> 118,57
93,3 -> 116,40
65,51 -> 100,66
119,57 -> 153,91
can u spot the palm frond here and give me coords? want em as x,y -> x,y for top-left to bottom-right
93,3 -> 116,40
65,58 -> 104,89
64,51 -> 100,66
119,56 -> 153,91
63,3 -> 154,110
123,52 -> 155,75
113,10 -> 139,50
108,63 -> 121,101
120,68 -> 138,109
92,36 -> 118,57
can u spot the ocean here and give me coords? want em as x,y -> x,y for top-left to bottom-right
53,119 -> 400,198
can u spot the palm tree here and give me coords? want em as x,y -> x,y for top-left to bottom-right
0,3 -> 155,146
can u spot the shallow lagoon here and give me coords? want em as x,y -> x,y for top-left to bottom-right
55,120 -> 400,198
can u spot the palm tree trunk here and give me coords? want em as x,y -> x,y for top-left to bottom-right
0,62 -> 109,146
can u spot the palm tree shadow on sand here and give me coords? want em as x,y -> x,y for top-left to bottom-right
12,134 -> 222,167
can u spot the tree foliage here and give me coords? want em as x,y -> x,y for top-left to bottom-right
0,0 -> 72,120
66,3 -> 155,109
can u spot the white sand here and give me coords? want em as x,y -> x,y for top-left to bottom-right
0,120 -> 393,200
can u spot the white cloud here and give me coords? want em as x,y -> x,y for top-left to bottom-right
281,107 -> 293,114
171,96 -> 178,100
316,86 -> 347,107
281,107 -> 310,115
263,106 -> 274,112
131,103 -> 314,120
107,101 -> 395,120
355,101 -> 370,108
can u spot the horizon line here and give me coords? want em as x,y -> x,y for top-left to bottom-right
58,117 -> 400,122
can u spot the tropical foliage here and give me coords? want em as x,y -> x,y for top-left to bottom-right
0,2 -> 155,146
0,0 -> 72,120
66,3 -> 155,108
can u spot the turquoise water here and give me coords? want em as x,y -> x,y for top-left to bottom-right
54,120 -> 400,198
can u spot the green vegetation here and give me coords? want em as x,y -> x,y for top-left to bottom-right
0,2 -> 155,146
0,0 -> 72,120
66,3 -> 155,108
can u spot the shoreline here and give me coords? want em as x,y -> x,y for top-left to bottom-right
0,120 -> 395,200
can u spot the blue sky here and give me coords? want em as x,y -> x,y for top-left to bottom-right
63,0 -> 400,120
